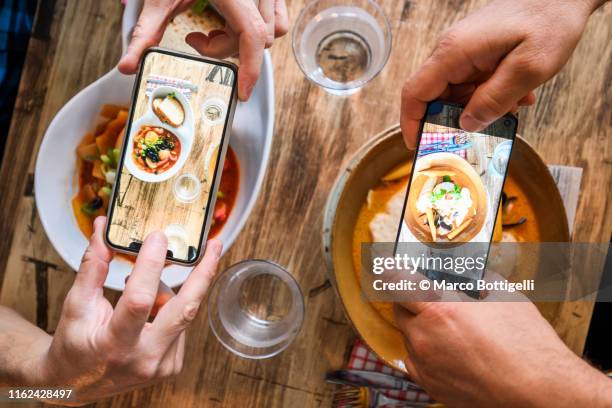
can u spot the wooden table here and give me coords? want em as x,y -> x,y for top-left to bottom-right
0,1 -> 610,406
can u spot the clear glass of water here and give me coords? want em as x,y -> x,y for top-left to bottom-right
292,0 -> 392,95
173,173 -> 201,203
489,140 -> 513,177
208,260 -> 305,359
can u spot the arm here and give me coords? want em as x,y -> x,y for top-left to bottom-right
0,306 -> 52,387
395,301 -> 612,408
0,216 -> 221,405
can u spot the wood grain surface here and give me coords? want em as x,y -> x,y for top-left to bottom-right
0,1 -> 610,407
108,52 -> 233,259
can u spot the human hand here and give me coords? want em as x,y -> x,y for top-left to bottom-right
118,0 -> 289,101
400,0 -> 604,148
395,300 -> 612,407
27,217 -> 221,404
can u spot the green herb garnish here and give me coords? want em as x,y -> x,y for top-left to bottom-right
80,197 -> 103,216
192,0 -> 209,15
431,189 -> 447,202
112,148 -> 121,164
100,186 -> 112,196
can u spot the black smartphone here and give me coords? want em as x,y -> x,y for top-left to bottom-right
395,101 -> 517,283
105,48 -> 238,265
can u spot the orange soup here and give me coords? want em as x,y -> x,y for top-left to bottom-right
132,125 -> 181,174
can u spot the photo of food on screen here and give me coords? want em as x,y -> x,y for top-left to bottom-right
104,52 -> 236,262
398,121 -> 513,245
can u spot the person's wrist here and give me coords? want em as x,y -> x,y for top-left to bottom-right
589,369 -> 612,407
11,334 -> 53,387
569,363 -> 612,408
524,353 -> 611,408
33,341 -> 83,389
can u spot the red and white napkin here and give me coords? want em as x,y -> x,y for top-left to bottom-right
145,74 -> 197,100
347,339 -> 433,403
419,132 -> 467,158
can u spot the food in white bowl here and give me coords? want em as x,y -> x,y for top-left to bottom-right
124,120 -> 190,183
124,86 -> 194,183
151,86 -> 190,128
132,125 -> 181,174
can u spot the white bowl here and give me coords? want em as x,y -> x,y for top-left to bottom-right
34,3 -> 274,290
125,86 -> 195,182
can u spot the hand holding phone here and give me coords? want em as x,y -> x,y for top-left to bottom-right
37,217 -> 222,403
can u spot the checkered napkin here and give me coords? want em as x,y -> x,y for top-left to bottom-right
347,339 -> 433,403
420,132 -> 467,158
145,74 -> 198,100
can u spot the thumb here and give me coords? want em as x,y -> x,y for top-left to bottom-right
460,50 -> 546,131
118,4 -> 172,74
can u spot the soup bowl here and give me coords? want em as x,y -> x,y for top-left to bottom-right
322,124 -> 569,372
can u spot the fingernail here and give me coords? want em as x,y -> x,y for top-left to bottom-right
460,114 -> 484,132
238,88 -> 248,102
208,29 -> 224,39
93,216 -> 106,231
209,239 -> 223,258
242,83 -> 254,101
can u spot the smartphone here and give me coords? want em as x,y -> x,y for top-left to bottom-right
395,101 -> 517,283
105,48 -> 238,265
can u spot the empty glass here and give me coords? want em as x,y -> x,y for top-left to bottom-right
292,0 -> 392,95
173,173 -> 201,203
489,140 -> 513,177
208,260 -> 304,359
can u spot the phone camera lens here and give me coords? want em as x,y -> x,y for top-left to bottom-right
503,119 -> 512,127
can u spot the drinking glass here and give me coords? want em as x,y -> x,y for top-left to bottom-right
173,173 -> 201,203
208,260 -> 305,359
292,0 -> 392,95
489,140 -> 513,177
201,96 -> 227,126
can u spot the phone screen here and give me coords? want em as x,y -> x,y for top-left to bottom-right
106,49 -> 237,264
396,101 -> 516,281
